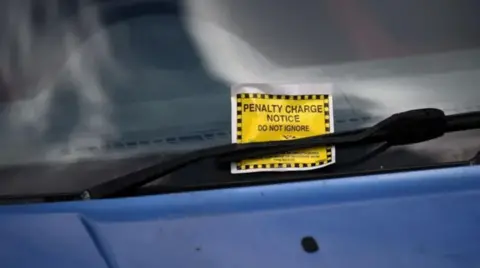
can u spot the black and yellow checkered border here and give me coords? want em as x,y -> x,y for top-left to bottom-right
236,93 -> 327,100
235,93 -> 333,170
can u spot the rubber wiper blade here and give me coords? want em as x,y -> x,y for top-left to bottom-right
83,108 -> 480,199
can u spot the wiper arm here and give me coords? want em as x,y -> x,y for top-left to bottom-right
83,108 -> 480,199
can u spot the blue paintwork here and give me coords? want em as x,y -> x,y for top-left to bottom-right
0,166 -> 480,268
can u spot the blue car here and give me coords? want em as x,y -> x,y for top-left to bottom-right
0,1 -> 479,267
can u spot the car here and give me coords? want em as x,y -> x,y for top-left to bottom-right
0,1 -> 479,267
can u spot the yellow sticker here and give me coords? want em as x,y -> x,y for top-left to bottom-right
231,84 -> 335,174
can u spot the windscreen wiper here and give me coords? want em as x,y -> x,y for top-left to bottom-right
82,108 -> 480,199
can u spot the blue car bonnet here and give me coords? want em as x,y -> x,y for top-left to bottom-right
0,165 -> 479,268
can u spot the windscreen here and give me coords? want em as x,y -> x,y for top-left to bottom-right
0,0 -> 479,168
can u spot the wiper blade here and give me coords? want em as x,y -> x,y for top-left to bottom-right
83,108 -> 480,199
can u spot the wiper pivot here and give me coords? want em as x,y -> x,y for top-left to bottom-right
382,108 -> 446,145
